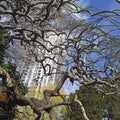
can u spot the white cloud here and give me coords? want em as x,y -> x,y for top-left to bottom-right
72,0 -> 90,20
0,15 -> 11,22
76,0 -> 89,8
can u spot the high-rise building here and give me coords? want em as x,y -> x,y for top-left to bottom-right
20,33 -> 65,93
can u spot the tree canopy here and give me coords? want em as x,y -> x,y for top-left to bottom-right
0,0 -> 120,120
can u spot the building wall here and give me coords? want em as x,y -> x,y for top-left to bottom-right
20,33 -> 66,93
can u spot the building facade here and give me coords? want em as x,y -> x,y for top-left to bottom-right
20,33 -> 65,93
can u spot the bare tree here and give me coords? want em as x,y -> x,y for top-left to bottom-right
0,0 -> 120,120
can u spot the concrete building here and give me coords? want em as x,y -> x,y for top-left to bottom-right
20,33 -> 66,93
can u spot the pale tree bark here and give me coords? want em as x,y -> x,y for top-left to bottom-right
0,0 -> 120,120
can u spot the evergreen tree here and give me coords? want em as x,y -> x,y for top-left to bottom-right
67,84 -> 120,120
67,87 -> 104,120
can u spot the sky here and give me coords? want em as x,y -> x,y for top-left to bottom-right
84,0 -> 120,10
0,0 -> 119,94
63,0 -> 120,94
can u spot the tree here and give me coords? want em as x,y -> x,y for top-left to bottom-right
0,0 -> 120,120
102,72 -> 120,120
0,28 -> 28,120
116,0 -> 120,3
67,84 -> 120,120
66,87 -> 104,120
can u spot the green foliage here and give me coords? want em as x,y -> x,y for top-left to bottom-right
67,86 -> 120,120
0,105 -> 16,120
67,86 -> 104,120
104,95 -> 120,120
2,63 -> 28,95
0,29 -> 9,65
102,79 -> 120,119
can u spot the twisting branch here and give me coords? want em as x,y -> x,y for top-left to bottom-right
0,66 -> 14,88
74,94 -> 89,120
0,66 -> 72,119
0,0 -> 120,119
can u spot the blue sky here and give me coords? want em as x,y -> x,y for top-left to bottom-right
84,0 -> 120,10
63,0 -> 120,94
